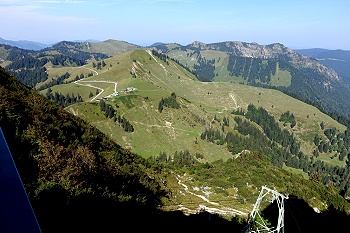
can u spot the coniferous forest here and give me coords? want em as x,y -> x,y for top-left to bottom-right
199,104 -> 350,197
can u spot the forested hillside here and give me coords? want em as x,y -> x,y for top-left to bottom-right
189,100 -> 350,199
157,41 -> 350,118
296,48 -> 350,88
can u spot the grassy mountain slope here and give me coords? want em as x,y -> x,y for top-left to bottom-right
76,39 -> 140,57
41,49 -> 350,199
0,40 -> 139,92
156,41 -> 350,118
46,49 -> 233,160
44,49 -> 346,164
4,39 -> 350,118
0,43 -> 110,89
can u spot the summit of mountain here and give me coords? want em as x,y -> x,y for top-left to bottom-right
48,39 -> 140,57
149,42 -> 166,47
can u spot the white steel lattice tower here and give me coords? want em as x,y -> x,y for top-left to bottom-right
247,185 -> 288,233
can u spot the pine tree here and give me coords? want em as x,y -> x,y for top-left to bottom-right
99,100 -> 106,111
158,98 -> 164,113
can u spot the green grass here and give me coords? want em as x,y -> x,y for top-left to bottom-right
56,49 -> 347,168
200,50 -> 227,63
167,50 -> 199,68
115,95 -> 138,108
270,63 -> 292,86
318,152 -> 347,167
165,43 -> 182,50
130,49 -> 157,65
282,164 -> 309,179
83,39 -> 138,57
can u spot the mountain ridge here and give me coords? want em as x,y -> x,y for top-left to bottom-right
0,37 -> 51,51
2,38 -> 350,119
296,48 -> 350,88
153,41 -> 350,118
176,40 -> 340,80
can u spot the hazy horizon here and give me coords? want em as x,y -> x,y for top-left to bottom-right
1,0 -> 349,50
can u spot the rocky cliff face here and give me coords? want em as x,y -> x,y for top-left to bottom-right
188,41 -> 339,81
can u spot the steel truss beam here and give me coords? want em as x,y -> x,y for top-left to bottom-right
247,185 -> 288,233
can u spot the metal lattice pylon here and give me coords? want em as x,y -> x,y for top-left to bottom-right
246,185 -> 288,233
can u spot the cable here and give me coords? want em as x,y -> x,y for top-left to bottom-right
286,201 -> 303,233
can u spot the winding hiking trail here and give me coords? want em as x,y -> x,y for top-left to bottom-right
175,174 -> 248,216
74,67 -> 118,102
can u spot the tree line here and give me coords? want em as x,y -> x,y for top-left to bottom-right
93,60 -> 107,70
7,67 -> 48,88
0,44 -> 33,61
193,55 -> 215,82
227,56 -> 277,85
200,104 -> 350,198
48,41 -> 109,64
245,104 -> 300,155
38,72 -> 92,91
153,150 -> 199,167
45,88 -> 83,108
99,100 -> 134,132
151,49 -> 196,76
313,123 -> 350,162
151,49 -> 168,63
279,111 -> 296,128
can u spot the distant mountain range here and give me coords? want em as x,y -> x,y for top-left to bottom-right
0,37 -> 51,51
296,48 -> 350,87
0,37 -> 103,51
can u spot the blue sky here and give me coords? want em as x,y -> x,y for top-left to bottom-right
0,0 -> 349,49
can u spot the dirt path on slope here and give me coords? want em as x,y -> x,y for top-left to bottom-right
175,174 -> 247,216
74,67 -> 118,102
230,92 -> 240,109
